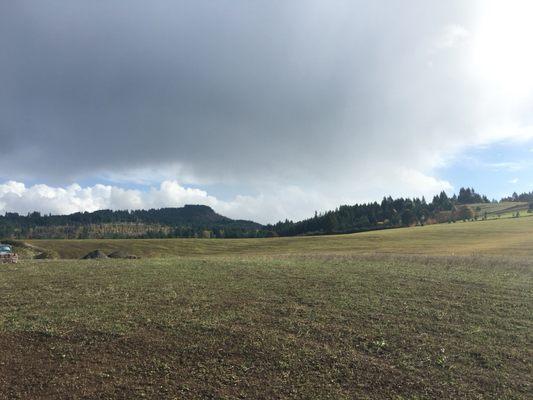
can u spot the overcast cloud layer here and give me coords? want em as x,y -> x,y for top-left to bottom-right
1,1 -> 532,222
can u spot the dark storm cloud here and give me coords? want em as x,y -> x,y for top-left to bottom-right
1,0 -> 479,187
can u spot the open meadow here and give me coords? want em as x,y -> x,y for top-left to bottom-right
24,214 -> 533,259
4,2 -> 533,399
1,217 -> 532,399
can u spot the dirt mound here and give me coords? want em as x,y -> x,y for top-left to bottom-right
108,251 -> 140,259
81,250 -> 109,260
34,250 -> 59,260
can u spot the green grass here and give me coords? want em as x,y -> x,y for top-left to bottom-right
2,217 -> 532,399
1,255 -> 531,399
471,201 -> 530,216
26,215 -> 533,259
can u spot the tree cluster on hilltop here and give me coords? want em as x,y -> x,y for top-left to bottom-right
457,187 -> 490,204
501,191 -> 533,203
268,189 -> 486,236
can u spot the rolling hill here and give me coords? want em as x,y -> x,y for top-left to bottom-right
2,213 -> 532,399
18,214 -> 533,259
470,201 -> 529,216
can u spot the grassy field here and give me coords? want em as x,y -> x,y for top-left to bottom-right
471,201 -> 529,214
1,217 -> 532,399
21,214 -> 533,259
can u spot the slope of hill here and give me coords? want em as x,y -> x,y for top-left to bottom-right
23,215 -> 533,259
470,201 -> 529,217
2,218 -> 532,399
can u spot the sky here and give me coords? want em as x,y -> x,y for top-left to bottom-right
1,0 -> 532,223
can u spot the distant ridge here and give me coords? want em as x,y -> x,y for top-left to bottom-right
0,205 -> 267,239
1,188 -> 531,240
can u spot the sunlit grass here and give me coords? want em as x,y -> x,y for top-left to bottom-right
26,215 -> 533,259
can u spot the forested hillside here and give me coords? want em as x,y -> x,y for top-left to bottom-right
270,188 -> 491,236
0,205 -> 267,239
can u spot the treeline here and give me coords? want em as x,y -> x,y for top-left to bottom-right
457,187 -> 490,204
501,191 -> 533,203
268,188 -> 489,236
0,205 -> 270,239
1,187 -> 530,240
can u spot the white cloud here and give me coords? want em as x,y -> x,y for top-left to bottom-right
436,24 -> 470,49
470,0 -> 533,98
1,2 -> 528,218
0,171 -> 453,224
0,181 -> 141,216
0,180 -> 332,223
509,178 -> 519,184
398,169 -> 453,196
485,161 -> 525,172
477,125 -> 533,144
